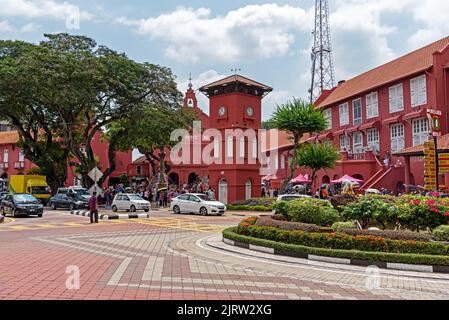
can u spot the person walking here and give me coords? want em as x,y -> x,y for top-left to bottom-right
90,191 -> 99,224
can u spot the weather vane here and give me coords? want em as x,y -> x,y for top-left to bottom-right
231,67 -> 241,75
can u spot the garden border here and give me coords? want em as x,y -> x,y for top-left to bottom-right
70,210 -> 150,220
223,227 -> 449,274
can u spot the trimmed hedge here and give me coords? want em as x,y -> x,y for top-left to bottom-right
236,223 -> 449,256
339,228 -> 431,242
255,217 -> 320,232
433,225 -> 449,242
331,222 -> 356,232
227,204 -> 273,212
223,227 -> 449,266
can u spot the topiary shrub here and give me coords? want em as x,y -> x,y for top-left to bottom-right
331,221 -> 356,232
255,217 -> 320,232
342,195 -> 400,229
287,198 -> 339,227
272,201 -> 290,219
433,225 -> 449,242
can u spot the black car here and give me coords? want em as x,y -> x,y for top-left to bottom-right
49,194 -> 89,211
2,194 -> 44,218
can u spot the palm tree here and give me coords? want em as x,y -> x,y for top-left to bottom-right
296,141 -> 341,190
270,98 -> 328,183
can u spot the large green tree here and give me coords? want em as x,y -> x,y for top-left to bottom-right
0,33 -> 182,190
269,98 -> 328,184
296,141 -> 341,190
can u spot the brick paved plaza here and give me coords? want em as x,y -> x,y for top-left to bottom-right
1,210 -> 449,300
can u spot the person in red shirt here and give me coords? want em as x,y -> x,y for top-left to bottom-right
90,191 -> 99,224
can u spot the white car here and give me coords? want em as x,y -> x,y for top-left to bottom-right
170,193 -> 226,216
112,194 -> 150,213
276,194 -> 312,202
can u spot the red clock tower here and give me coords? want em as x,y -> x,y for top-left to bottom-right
200,74 -> 273,204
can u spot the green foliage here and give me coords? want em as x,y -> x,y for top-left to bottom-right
339,228 -> 431,242
286,198 -> 339,226
433,225 -> 449,242
331,222 -> 356,232
330,195 -> 358,213
235,224 -> 449,256
255,217 -> 321,232
227,204 -> 273,212
223,227 -> 449,266
272,201 -> 290,219
342,195 -> 400,229
296,141 -> 341,186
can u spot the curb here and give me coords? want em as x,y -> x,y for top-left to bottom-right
0,215 -> 4,224
222,237 -> 449,274
70,210 -> 150,220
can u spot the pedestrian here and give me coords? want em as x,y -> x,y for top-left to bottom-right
261,187 -> 266,198
163,190 -> 168,208
90,191 -> 99,224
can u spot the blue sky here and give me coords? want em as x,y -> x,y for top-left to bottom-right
1,0 -> 449,121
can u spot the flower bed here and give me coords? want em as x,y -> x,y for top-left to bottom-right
223,227 -> 449,266
235,217 -> 449,257
227,198 -> 276,211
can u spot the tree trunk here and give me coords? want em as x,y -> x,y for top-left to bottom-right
159,151 -> 167,188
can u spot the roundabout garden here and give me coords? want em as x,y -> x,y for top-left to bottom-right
223,195 -> 449,270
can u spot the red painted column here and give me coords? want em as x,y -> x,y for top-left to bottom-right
403,156 -> 411,194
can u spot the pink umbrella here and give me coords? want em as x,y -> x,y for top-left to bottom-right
291,174 -> 311,184
331,174 -> 364,184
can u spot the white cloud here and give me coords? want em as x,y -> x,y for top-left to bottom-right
0,0 -> 93,21
0,20 -> 40,34
117,4 -> 313,63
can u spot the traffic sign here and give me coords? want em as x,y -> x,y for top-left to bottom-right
427,109 -> 443,137
88,167 -> 103,183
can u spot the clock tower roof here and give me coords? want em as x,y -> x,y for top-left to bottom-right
199,74 -> 273,98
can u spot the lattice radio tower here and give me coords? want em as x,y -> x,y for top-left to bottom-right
309,0 -> 336,104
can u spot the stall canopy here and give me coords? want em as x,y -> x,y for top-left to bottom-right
291,174 -> 311,184
262,174 -> 282,181
331,175 -> 364,184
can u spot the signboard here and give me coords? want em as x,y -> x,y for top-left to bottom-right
427,109 -> 443,137
439,153 -> 449,173
88,167 -> 103,183
424,139 -> 437,190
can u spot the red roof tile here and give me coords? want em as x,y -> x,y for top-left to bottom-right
199,74 -> 273,92
0,131 -> 19,145
395,134 -> 449,156
317,36 -> 449,108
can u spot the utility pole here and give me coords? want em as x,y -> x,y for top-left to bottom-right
309,0 -> 336,104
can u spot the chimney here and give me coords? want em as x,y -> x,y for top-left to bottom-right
338,80 -> 346,86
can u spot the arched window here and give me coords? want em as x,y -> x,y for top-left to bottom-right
227,136 -> 233,158
239,137 -> 245,158
219,179 -> 228,205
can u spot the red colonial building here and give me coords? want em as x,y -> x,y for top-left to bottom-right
271,36 -> 449,193
128,75 -> 273,204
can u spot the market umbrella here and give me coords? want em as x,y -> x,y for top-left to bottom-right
331,175 -> 364,184
291,174 -> 311,184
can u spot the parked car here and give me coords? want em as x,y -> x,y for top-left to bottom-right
57,187 -> 92,200
276,194 -> 312,202
112,194 -> 150,213
49,194 -> 89,211
2,194 -> 44,218
0,192 -> 9,211
170,194 -> 226,216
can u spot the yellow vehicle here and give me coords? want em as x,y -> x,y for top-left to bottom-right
9,175 -> 51,205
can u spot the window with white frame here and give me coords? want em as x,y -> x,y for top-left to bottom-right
274,155 -> 279,170
280,156 -> 286,170
251,138 -> 257,159
412,118 -> 429,146
366,92 -> 379,119
239,137 -> 245,158
367,128 -> 380,153
226,136 -> 233,158
389,84 -> 404,113
19,149 -> 25,162
390,123 -> 405,153
410,75 -> 427,107
324,108 -> 332,130
352,99 -> 362,126
339,103 -> 349,126
340,135 -> 350,152
213,139 -> 220,159
3,149 -> 8,163
353,132 -> 364,154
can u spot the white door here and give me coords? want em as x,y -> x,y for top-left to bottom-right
189,195 -> 201,213
219,179 -> 228,205
245,180 -> 252,200
121,195 -> 130,210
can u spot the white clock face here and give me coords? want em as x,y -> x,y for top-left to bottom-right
219,106 -> 226,116
246,106 -> 254,117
